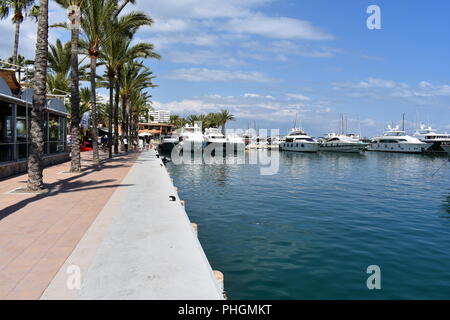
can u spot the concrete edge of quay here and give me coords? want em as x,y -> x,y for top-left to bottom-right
41,148 -> 224,300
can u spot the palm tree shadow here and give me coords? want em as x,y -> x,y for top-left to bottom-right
0,156 -> 135,221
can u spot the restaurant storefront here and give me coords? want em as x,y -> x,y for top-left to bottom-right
0,75 -> 69,179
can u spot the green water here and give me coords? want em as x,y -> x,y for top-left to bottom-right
165,151 -> 450,299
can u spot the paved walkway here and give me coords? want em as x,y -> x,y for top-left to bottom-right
42,149 -> 222,300
0,151 -> 138,299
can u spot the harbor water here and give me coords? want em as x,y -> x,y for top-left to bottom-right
165,151 -> 450,299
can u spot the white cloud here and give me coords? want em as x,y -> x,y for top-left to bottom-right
286,93 -> 311,101
167,68 -> 273,83
135,0 -> 271,20
151,18 -> 190,33
222,13 -> 333,40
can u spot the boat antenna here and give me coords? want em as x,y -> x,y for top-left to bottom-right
293,112 -> 298,128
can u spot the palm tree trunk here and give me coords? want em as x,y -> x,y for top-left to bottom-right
108,74 -> 114,158
27,0 -> 48,192
121,95 -> 127,151
90,55 -> 99,163
13,17 -> 21,66
69,27 -> 81,172
125,101 -> 129,140
113,69 -> 121,154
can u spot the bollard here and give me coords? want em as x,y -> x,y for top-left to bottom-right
180,200 -> 185,206
213,270 -> 226,299
191,223 -> 198,237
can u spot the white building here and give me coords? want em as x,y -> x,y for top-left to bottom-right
149,110 -> 171,123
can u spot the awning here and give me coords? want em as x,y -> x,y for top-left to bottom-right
0,69 -> 21,94
0,92 -> 29,106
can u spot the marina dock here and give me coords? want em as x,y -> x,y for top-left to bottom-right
0,150 -> 222,300
42,148 -> 222,300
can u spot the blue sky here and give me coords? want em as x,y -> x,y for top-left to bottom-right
0,0 -> 449,136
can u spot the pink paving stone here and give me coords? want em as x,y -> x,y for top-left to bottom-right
0,151 -> 139,300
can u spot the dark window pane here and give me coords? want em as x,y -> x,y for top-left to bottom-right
0,144 -> 14,162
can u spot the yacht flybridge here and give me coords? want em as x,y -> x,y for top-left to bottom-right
319,133 -> 368,153
413,125 -> 450,153
368,125 -> 430,153
280,128 -> 319,152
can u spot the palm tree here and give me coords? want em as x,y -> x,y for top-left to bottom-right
79,0 -> 117,163
6,54 -> 34,83
128,89 -> 150,146
120,61 -> 155,149
205,112 -> 221,129
54,0 -> 83,172
47,39 -> 71,93
27,0 -> 47,191
100,26 -> 159,157
186,114 -> 202,128
217,109 -> 235,135
170,115 -> 187,129
0,0 -> 39,65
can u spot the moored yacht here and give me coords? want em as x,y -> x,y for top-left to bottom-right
368,125 -> 430,153
160,133 -> 179,152
226,133 -> 245,152
280,128 -> 319,153
413,125 -> 450,153
204,128 -> 227,151
319,133 -> 368,153
178,123 -> 204,152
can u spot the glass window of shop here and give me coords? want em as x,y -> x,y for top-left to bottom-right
0,101 -> 13,162
48,114 -> 66,154
0,101 -> 67,164
17,104 -> 27,159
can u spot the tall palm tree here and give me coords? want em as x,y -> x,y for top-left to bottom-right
120,61 -> 155,149
100,29 -> 159,157
128,89 -> 150,145
54,0 -> 83,172
217,109 -> 235,135
0,0 -> 39,65
26,0 -> 47,191
79,0 -> 117,163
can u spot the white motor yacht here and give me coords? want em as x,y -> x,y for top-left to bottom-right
368,125 -> 430,153
204,128 -> 227,150
280,128 -> 319,152
226,133 -> 245,152
413,125 -> 450,153
179,124 -> 204,152
160,133 -> 179,152
319,133 -> 368,153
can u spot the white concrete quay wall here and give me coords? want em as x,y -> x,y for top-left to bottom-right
42,149 -> 223,300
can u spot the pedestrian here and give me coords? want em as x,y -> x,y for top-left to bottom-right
124,136 -> 128,152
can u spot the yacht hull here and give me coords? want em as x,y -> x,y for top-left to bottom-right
280,142 -> 319,152
160,142 -> 177,152
442,145 -> 450,156
179,141 -> 204,153
368,143 -> 429,153
319,143 -> 367,153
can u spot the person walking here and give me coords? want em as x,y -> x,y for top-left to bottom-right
123,136 -> 129,152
